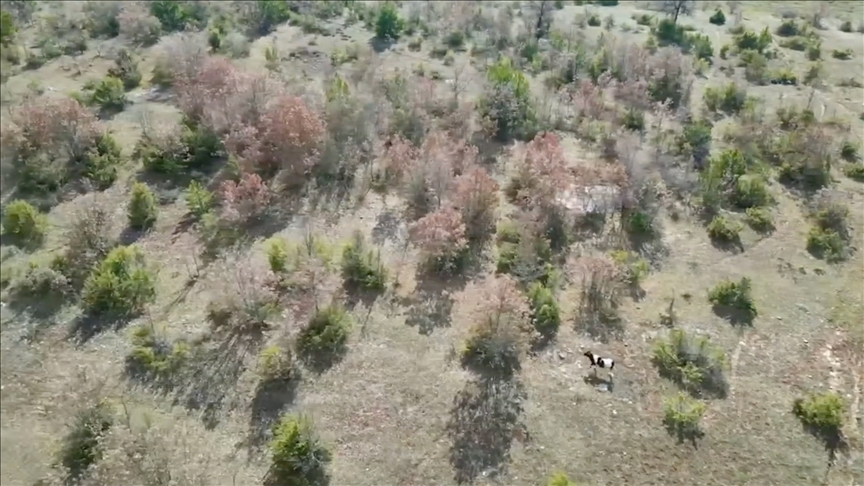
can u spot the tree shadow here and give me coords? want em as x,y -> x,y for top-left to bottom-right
177,331 -> 263,430
368,36 -> 395,53
528,330 -> 558,354
118,225 -> 147,245
663,415 -> 705,448
371,210 -> 405,246
247,373 -> 301,452
0,233 -> 45,252
403,281 -> 458,336
296,335 -> 349,375
801,423 -> 850,467
574,307 -> 625,344
447,377 -> 528,485
67,311 -> 138,344
711,304 -> 755,327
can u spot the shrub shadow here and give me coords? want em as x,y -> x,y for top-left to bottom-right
368,36 -> 395,53
118,226 -> 147,245
296,337 -> 349,375
446,377 -> 528,485
709,234 -> 744,253
711,304 -> 755,327
123,354 -> 183,396
663,415 -> 705,448
247,373 -> 301,452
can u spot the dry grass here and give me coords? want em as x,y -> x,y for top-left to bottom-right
2,1 -> 863,486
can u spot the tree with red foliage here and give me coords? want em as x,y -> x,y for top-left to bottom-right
408,205 -> 468,273
6,97 -> 101,163
218,172 -> 272,224
451,166 -> 500,241
510,132 -> 575,208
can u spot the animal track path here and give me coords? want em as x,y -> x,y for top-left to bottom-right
728,334 -> 748,399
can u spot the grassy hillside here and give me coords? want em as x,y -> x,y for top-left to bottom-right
1,1 -> 862,485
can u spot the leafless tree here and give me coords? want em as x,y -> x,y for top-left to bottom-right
524,1 -> 554,39
659,0 -> 694,24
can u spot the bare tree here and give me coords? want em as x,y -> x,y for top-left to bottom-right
524,1 -> 554,39
660,0 -> 694,24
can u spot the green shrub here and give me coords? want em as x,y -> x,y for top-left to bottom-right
709,9 -> 726,26
127,182 -> 158,230
265,237 -> 290,274
59,402 -> 113,481
707,215 -> 741,244
779,36 -> 807,51
703,82 -> 747,115
83,76 -> 127,112
840,141 -> 860,162
775,19 -> 804,37
831,49 -> 852,60
587,15 -> 601,27
745,207 -> 774,232
839,21 -> 853,33
547,472 -> 577,486
527,282 -> 561,337
770,68 -> 797,85
268,414 -> 332,485
81,132 -> 123,190
842,164 -> 864,182
11,262 -> 71,302
296,304 -> 351,359
1,10 -> 16,46
83,1 -> 121,39
707,277 -> 757,318
340,230 -> 387,291
651,329 -> 728,397
621,107 -> 645,131
107,49 -> 141,90
461,315 -> 523,376
149,0 -> 208,33
806,42 -> 821,60
184,180 -> 213,219
128,325 -> 190,376
2,199 -> 47,245
807,227 -> 847,262
793,392 -> 846,432
82,245 -> 156,316
623,208 -> 659,238
734,27 -> 772,53
663,392 -> 706,439
810,193 -> 849,237
257,345 -> 294,382
731,173 -> 771,209
375,3 -> 404,41
610,250 -> 649,286
480,57 -> 536,142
